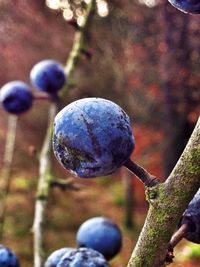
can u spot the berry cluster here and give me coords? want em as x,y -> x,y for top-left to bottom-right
44,217 -> 122,267
0,60 -> 66,115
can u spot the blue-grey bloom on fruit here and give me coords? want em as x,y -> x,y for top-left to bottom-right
76,217 -> 122,260
30,59 -> 66,94
0,244 -> 19,267
53,98 -> 135,178
168,0 -> 200,14
179,188 -> 200,243
57,247 -> 109,267
44,247 -> 76,267
0,81 -> 33,114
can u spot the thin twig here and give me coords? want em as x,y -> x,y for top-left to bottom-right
124,158 -> 159,187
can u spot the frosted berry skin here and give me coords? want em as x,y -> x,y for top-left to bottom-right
179,188 -> 200,243
0,81 -> 33,114
44,248 -> 76,267
53,98 -> 135,178
57,247 -> 109,267
76,217 -> 122,260
0,244 -> 19,267
168,0 -> 200,14
30,60 -> 66,94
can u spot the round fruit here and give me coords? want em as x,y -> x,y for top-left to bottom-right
168,0 -> 200,14
53,97 -> 135,178
30,59 -> 66,94
0,244 -> 19,267
44,248 -> 76,267
179,188 -> 200,243
0,81 -> 33,114
76,217 -> 122,260
57,247 -> 109,267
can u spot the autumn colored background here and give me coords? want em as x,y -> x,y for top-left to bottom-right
0,0 -> 199,266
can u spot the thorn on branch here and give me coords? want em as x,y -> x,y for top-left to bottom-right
124,158 -> 160,187
50,178 -> 84,191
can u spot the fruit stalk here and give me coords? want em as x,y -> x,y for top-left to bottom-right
127,116 -> 200,267
32,2 -> 96,267
124,159 -> 159,187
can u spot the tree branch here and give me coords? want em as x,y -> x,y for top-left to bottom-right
127,116 -> 200,267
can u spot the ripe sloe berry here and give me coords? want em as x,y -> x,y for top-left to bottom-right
0,81 -> 33,114
53,98 -> 135,178
44,248 -> 76,267
168,0 -> 200,14
76,217 -> 122,260
179,188 -> 200,243
30,60 -> 66,94
57,247 -> 109,267
0,244 -> 19,267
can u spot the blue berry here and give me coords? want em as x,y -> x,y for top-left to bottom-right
0,81 -> 33,114
168,0 -> 200,14
76,217 -> 122,260
0,244 -> 19,267
57,247 -> 109,267
30,60 -> 66,94
44,248 -> 76,267
179,188 -> 200,243
52,98 -> 135,178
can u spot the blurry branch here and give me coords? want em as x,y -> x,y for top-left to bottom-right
32,1 -> 96,267
127,116 -> 200,267
32,101 -> 57,267
51,178 -> 85,191
61,0 -> 95,96
0,115 -> 18,240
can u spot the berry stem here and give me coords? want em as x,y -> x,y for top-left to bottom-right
124,158 -> 159,187
33,91 -> 51,101
169,223 -> 190,249
166,223 -> 190,264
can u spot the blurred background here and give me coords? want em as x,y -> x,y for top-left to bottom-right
0,0 -> 199,266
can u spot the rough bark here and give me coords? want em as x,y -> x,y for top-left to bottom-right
127,116 -> 200,267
